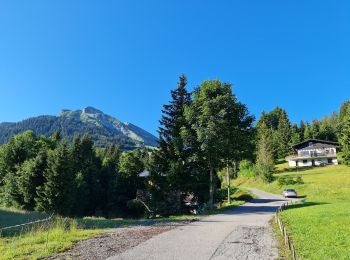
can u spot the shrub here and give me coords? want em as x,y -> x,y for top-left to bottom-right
238,160 -> 256,178
126,199 -> 146,217
277,175 -> 304,186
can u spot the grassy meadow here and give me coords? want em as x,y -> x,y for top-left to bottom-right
234,164 -> 350,259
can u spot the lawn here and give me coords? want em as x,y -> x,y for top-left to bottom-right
234,164 -> 350,259
0,188 -> 251,259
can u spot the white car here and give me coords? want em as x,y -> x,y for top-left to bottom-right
283,189 -> 297,198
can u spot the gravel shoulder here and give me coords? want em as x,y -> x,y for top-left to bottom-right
50,220 -> 195,260
52,189 -> 289,260
108,188 -> 290,260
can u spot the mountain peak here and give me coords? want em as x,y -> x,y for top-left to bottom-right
82,106 -> 103,114
0,107 -> 158,149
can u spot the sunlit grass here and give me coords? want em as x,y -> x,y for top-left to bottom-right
0,218 -> 102,260
234,165 -> 350,259
0,187 -> 253,259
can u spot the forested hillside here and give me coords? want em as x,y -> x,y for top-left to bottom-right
0,107 -> 158,150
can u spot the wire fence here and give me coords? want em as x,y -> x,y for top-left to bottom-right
0,211 -> 55,238
275,201 -> 298,260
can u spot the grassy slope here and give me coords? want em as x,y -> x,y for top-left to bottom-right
0,189 -> 250,259
234,164 -> 350,259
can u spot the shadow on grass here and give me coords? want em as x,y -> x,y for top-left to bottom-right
283,201 -> 329,211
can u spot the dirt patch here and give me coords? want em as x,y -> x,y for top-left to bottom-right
50,220 -> 195,260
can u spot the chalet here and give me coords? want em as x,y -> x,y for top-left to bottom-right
286,139 -> 339,167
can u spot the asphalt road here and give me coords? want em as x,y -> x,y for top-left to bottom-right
108,188 -> 290,260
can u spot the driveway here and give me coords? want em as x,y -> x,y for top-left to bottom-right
108,188 -> 290,260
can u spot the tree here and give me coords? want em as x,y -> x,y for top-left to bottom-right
185,80 -> 236,209
290,123 -> 301,146
257,107 -> 284,130
118,150 -> 145,211
151,74 -> 194,212
276,110 -> 291,158
222,95 -> 254,203
0,131 -> 38,186
99,144 -> 121,216
303,123 -> 312,140
299,121 -> 306,141
16,151 -> 47,210
310,119 -> 321,139
340,108 -> 350,165
70,134 -> 100,216
256,123 -> 275,183
35,141 -> 74,216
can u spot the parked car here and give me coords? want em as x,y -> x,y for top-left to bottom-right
283,188 -> 297,198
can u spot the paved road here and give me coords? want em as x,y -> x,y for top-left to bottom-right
109,189 -> 290,260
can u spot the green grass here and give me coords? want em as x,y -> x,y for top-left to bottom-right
0,187 -> 252,259
234,165 -> 350,259
0,217 -> 102,259
0,207 -> 48,228
0,211 -> 200,260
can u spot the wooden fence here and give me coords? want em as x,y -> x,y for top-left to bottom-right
275,201 -> 298,260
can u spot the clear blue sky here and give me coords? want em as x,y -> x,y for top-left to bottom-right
1,1 -> 349,135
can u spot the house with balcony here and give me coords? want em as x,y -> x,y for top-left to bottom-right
286,139 -> 339,167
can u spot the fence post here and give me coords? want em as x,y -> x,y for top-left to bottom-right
276,202 -> 297,260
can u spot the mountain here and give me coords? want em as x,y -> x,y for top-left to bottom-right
0,107 -> 158,150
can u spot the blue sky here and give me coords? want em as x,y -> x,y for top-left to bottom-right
0,1 -> 349,135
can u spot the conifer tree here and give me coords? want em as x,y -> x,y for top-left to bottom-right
340,110 -> 350,165
70,134 -> 100,216
17,150 -> 47,210
290,123 -> 301,146
151,74 -> 193,211
276,110 -> 291,158
35,141 -> 74,215
256,123 -> 275,183
303,123 -> 312,140
99,144 -> 121,215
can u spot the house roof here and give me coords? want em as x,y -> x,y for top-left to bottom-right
292,139 -> 339,150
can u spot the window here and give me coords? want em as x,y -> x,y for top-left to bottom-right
328,158 -> 333,164
303,160 -> 308,164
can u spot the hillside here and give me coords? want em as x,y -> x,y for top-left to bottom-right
233,165 -> 350,259
0,107 -> 158,149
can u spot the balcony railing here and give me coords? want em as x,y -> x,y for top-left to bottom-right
287,152 -> 336,160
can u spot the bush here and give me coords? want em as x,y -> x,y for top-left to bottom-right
238,160 -> 256,179
277,175 -> 304,186
126,199 -> 146,218
215,188 -> 228,203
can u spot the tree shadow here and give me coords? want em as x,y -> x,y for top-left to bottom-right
282,201 -> 329,211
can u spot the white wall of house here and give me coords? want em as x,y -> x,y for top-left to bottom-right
298,160 -> 313,167
332,158 -> 338,165
288,160 -> 297,167
288,158 -> 338,167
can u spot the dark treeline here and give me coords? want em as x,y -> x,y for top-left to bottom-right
0,131 -> 149,217
1,75 -> 350,216
256,106 -> 339,160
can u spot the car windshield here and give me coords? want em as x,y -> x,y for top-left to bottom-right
285,189 -> 296,192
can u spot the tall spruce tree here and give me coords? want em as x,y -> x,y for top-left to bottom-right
99,144 -> 121,216
151,74 -> 193,211
35,141 -> 74,215
303,123 -> 312,140
70,134 -> 100,216
276,110 -> 291,158
290,123 -> 301,146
